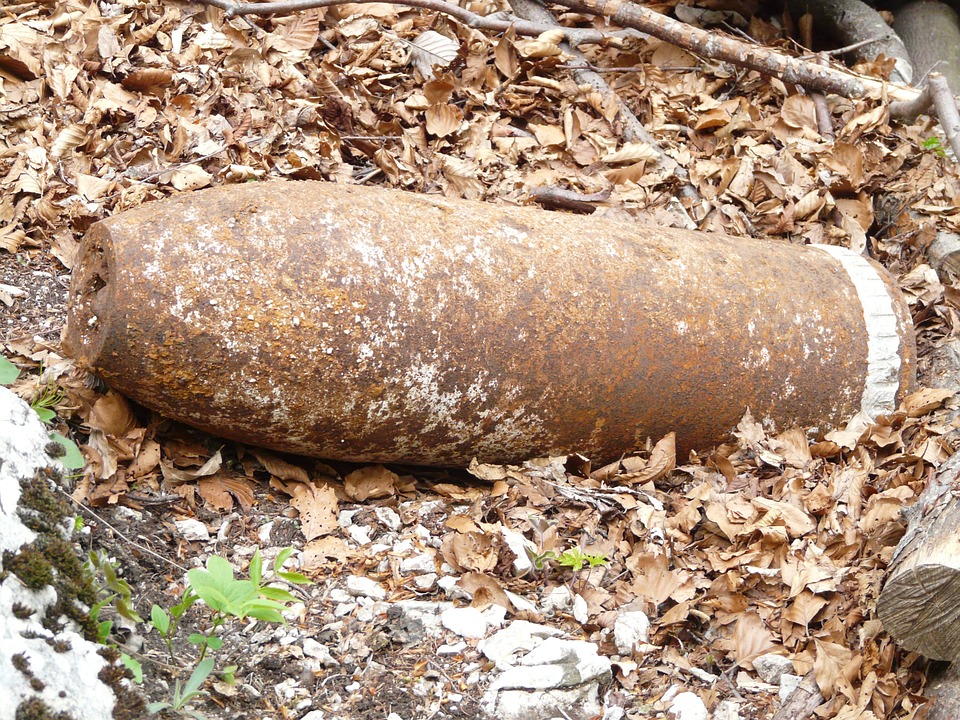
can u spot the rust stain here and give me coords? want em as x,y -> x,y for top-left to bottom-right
62,180 -> 915,466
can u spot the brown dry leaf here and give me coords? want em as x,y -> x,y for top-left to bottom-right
88,390 -> 137,437
128,439 -> 161,478
814,639 -> 858,701
290,481 -> 339,540
169,164 -> 212,191
780,94 -> 817,131
621,433 -> 676,485
251,449 -> 310,483
730,612 -> 779,669
425,104 -> 462,137
494,27 -> 518,77
445,514 -> 481,534
459,572 -> 512,611
302,536 -> 357,569
902,387 -> 954,417
198,472 -> 255,512
441,531 -> 499,572
161,450 -> 222,485
344,465 -> 398,501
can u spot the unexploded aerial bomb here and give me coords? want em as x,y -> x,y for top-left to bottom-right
62,180 -> 915,466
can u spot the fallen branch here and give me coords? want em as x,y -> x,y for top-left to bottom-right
930,73 -> 960,159
785,0 -> 913,85
551,0 -> 919,102
199,0 -> 634,47
197,0 -> 920,102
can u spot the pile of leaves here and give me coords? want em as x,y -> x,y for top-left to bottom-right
3,0 -> 960,718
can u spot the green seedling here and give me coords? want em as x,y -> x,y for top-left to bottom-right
555,546 -> 609,573
84,550 -> 145,633
146,657 -> 215,719
922,136 -> 947,158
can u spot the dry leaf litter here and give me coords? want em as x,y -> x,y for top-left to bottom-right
2,0 -> 960,718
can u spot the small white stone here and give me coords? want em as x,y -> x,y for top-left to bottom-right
346,575 -> 386,601
375,507 -> 402,531
303,638 -> 338,667
541,585 -> 572,613
414,573 -> 438,591
712,699 -> 742,720
392,539 -> 415,555
328,588 -> 351,603
437,641 -> 467,655
499,526 -> 534,576
779,673 -> 803,703
572,593 -> 589,623
400,553 -> 437,575
613,610 -> 650,654
338,509 -> 357,527
174,518 -> 210,541
504,591 -> 537,613
348,524 -> 371,545
667,691 -> 707,720
753,653 -> 794,685
441,606 -> 488,639
300,711 -> 326,720
387,713 -> 404,720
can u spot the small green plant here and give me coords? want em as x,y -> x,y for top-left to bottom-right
554,546 -> 609,572
525,543 -> 609,574
146,657 -> 215,719
144,547 -> 311,716
1,355 -> 84,470
922,136 -> 947,158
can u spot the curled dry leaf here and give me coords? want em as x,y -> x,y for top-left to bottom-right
161,450 -> 222,485
251,449 -> 310,483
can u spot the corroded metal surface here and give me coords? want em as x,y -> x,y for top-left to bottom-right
62,181 -> 915,466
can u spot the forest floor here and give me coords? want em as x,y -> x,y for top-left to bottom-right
3,0 -> 960,718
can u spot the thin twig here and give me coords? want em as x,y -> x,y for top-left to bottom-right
60,488 -> 190,573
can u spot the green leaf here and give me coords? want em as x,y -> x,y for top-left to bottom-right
179,657 -> 215,703
33,406 -> 55,424
49,432 -> 85,470
188,633 -> 207,646
273,547 -> 293,573
147,701 -> 172,714
121,653 -> 144,684
276,570 -> 310,585
0,356 -> 19,384
249,549 -> 263,587
97,620 -> 113,644
116,596 -> 144,624
150,605 -> 170,635
205,636 -> 223,651
257,586 -> 297,604
243,606 -> 285,623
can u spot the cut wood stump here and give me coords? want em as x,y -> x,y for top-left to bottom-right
877,451 -> 960,660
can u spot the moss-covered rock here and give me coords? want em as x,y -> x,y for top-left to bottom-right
1,386 -> 143,720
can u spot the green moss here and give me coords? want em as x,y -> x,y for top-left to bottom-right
12,602 -> 34,619
12,652 -> 31,674
14,697 -> 72,720
5,547 -> 54,590
97,648 -> 146,720
18,472 -> 71,535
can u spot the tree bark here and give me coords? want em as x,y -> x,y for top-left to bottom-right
877,452 -> 960,661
